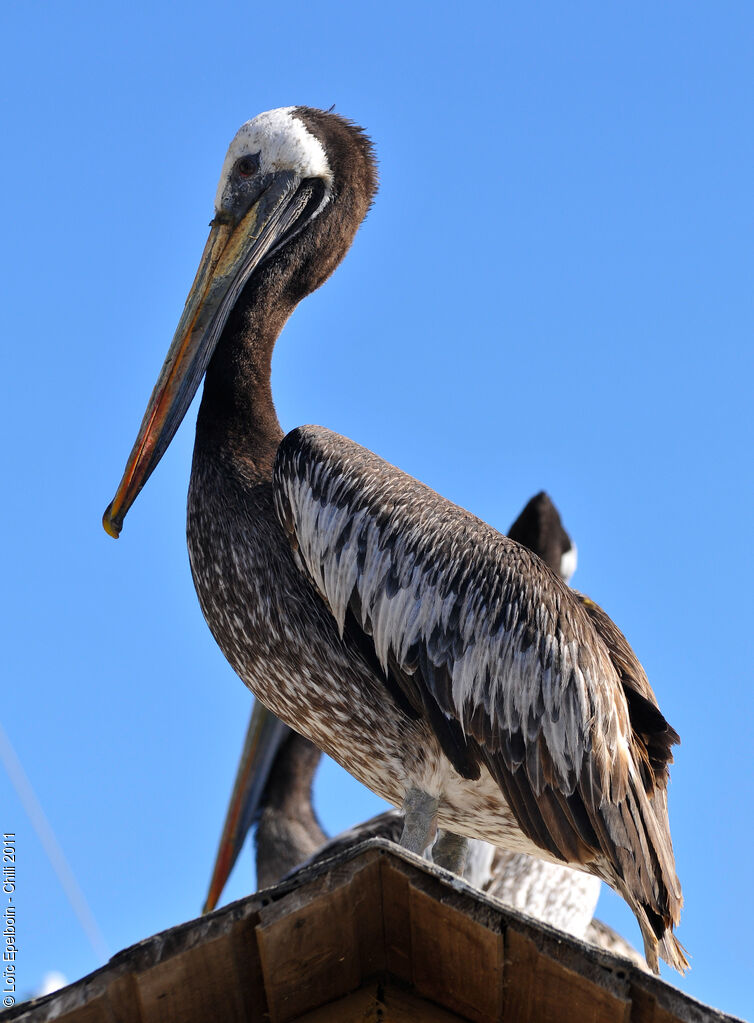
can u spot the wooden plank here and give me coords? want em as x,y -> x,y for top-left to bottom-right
408,884 -> 504,1023
228,916 -> 270,1022
380,858 -> 414,983
136,935 -> 249,1023
258,854 -> 385,974
348,854 -> 386,978
628,972 -> 740,1023
502,929 -> 631,1023
257,887 -> 361,1021
629,982 -> 710,1023
630,987 -> 661,1023
294,978 -> 469,1023
103,973 -> 143,1023
256,858 -> 385,1022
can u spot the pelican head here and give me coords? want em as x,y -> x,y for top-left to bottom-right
103,107 -> 376,537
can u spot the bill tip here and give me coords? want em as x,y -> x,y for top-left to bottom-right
102,503 -> 122,539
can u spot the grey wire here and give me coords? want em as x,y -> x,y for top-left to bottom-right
0,720 -> 110,963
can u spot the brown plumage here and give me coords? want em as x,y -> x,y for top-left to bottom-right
104,107 -> 685,972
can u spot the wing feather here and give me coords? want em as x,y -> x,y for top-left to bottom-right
274,427 -> 630,803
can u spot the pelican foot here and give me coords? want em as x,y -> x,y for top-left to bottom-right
400,788 -> 439,856
432,829 -> 470,875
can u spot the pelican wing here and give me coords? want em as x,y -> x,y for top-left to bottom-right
273,426 -> 683,963
572,591 -> 679,792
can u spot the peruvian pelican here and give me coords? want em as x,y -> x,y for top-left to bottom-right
104,107 -> 685,972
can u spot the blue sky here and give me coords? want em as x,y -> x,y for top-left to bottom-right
2,1 -> 752,1017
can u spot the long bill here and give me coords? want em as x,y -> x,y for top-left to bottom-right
203,701 -> 291,914
103,171 -> 308,538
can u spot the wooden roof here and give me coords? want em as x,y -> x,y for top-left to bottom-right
2,840 -> 741,1023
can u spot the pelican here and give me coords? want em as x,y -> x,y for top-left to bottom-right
104,107 -> 685,972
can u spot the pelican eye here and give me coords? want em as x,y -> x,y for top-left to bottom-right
236,155 -> 259,178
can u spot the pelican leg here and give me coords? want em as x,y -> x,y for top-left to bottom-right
400,788 -> 439,856
432,829 -> 470,875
